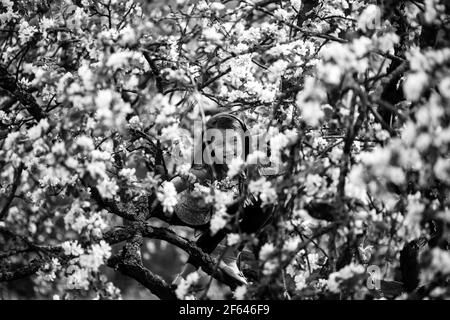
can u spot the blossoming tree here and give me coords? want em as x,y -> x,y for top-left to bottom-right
1,0 -> 450,300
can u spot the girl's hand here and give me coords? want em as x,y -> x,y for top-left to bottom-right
189,166 -> 211,184
226,193 -> 259,215
169,165 -> 212,193
244,192 -> 259,207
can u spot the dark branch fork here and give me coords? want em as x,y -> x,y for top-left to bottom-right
0,162 -> 24,221
0,64 -> 45,121
0,176 -> 245,300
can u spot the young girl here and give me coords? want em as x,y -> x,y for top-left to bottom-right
158,113 -> 283,285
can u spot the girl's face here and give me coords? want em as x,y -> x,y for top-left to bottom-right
206,128 -> 244,164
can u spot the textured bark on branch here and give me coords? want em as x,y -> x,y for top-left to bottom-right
0,259 -> 45,282
0,162 -> 24,221
81,176 -> 139,221
0,64 -> 45,121
142,51 -> 164,93
107,233 -> 177,300
108,255 -> 177,300
0,225 -> 135,284
105,222 -> 244,290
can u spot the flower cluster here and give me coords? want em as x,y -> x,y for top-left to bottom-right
157,181 -> 178,214
62,240 -> 112,291
2,0 -> 450,301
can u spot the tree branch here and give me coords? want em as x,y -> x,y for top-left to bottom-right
105,222 -> 244,289
0,162 -> 24,221
0,259 -> 44,282
81,175 -> 139,221
107,233 -> 177,300
0,64 -> 45,121
143,51 -> 164,93
336,86 -> 368,200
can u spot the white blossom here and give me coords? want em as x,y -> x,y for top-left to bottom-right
97,177 -> 119,199
290,0 -> 302,11
0,0 -> 18,25
403,72 -> 429,101
259,242 -> 275,260
62,240 -> 84,257
227,233 -> 241,246
118,25 -> 137,45
106,51 -> 138,70
157,181 -> 178,213
28,119 -> 49,140
18,21 -> 37,44
294,272 -> 307,291
79,241 -> 111,272
327,263 -> 365,293
175,272 -> 199,299
248,177 -> 278,206
439,77 -> 450,99
76,135 -> 95,151
434,158 -> 450,182
227,157 -> 244,178
234,285 -> 247,300
357,5 -> 381,32
300,101 -> 325,127
282,236 -> 301,252
65,265 -> 90,290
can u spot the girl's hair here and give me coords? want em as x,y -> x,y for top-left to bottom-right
192,113 -> 250,180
